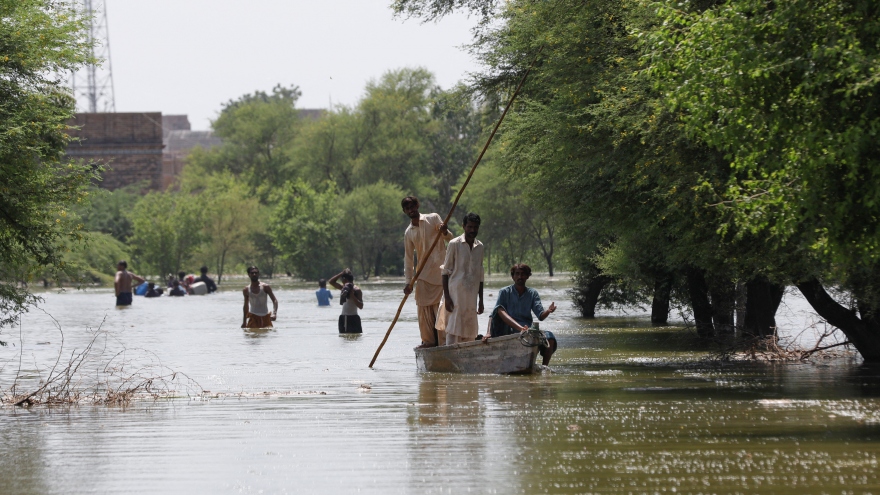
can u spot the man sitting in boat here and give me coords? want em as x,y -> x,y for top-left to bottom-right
484,263 -> 558,366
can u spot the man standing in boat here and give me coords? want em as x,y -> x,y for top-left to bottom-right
442,212 -> 484,345
402,196 -> 454,348
241,266 -> 278,328
485,263 -> 558,365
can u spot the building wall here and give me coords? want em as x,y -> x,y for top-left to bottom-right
65,112 -> 164,190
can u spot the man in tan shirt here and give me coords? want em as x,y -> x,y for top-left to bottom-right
402,196 -> 454,347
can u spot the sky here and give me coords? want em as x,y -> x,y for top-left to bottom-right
93,1 -> 481,130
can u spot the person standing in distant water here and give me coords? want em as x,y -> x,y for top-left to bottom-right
442,213 -> 485,345
114,260 -> 145,307
329,268 -> 363,333
316,279 -> 333,306
196,266 -> 218,293
241,266 -> 278,328
402,195 -> 454,348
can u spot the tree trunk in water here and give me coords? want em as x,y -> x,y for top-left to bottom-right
735,282 -> 746,333
576,275 -> 610,318
651,275 -> 672,325
797,277 -> 880,362
218,251 -> 227,284
743,276 -> 784,338
686,268 -> 715,338
710,279 -> 736,335
546,256 -> 554,277
373,249 -> 383,280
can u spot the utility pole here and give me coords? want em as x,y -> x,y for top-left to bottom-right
71,0 -> 116,113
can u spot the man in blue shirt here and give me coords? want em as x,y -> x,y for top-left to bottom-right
316,279 -> 333,306
485,263 -> 558,365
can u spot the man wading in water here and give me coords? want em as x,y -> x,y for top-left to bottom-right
114,260 -> 145,307
241,266 -> 278,328
329,268 -> 363,333
402,196 -> 454,347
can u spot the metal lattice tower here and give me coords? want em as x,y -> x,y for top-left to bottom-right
71,0 -> 116,113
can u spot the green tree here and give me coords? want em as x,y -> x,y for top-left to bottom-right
1,0 -> 98,330
270,180 -> 340,280
128,192 -> 205,277
191,174 -> 261,283
399,0 -> 792,338
189,84 -> 304,200
75,185 -> 141,243
648,0 -> 880,358
289,68 -> 439,198
337,181 -> 406,279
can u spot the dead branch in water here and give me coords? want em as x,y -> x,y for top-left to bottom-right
709,315 -> 854,362
2,315 -> 203,407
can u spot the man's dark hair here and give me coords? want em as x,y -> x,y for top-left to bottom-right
462,212 -> 481,227
247,266 -> 259,275
318,278 -> 327,288
118,260 -> 127,269
200,266 -> 208,274
178,271 -> 186,279
510,263 -> 532,277
340,268 -> 354,283
401,196 -> 420,209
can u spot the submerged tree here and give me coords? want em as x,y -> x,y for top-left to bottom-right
648,0 -> 880,359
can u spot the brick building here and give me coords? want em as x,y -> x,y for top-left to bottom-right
162,128 -> 223,189
65,112 -> 164,190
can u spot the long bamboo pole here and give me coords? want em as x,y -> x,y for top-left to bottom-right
369,52 -> 542,368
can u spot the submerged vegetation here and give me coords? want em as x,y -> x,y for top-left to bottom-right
3,0 -> 880,362
392,0 -> 880,360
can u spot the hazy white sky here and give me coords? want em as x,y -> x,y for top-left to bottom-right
97,1 -> 480,130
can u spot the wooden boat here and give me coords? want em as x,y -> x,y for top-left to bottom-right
414,331 -> 546,374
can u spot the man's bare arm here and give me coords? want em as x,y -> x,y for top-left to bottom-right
477,282 -> 484,314
539,302 -> 557,321
353,288 -> 364,309
266,286 -> 279,321
443,274 -> 453,312
499,308 -> 529,332
241,289 -> 250,328
328,270 -> 345,290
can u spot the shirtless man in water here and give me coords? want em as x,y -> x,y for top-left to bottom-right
115,260 -> 145,307
241,266 -> 278,328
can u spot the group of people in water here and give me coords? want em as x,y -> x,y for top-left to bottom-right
116,195 -> 557,364
114,263 -> 217,305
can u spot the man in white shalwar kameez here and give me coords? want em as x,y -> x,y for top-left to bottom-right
442,212 -> 485,345
402,196 -> 454,348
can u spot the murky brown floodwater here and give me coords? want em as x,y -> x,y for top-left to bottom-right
2,276 -> 878,494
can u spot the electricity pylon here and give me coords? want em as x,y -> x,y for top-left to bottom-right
71,0 -> 116,113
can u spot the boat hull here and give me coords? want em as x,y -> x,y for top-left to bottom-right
414,333 -> 540,374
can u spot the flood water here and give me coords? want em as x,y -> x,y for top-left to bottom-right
2,276 -> 879,494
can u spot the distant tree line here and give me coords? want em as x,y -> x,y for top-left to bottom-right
72,70 -> 563,284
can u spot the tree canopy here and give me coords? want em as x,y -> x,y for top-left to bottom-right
1,0 -> 98,329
